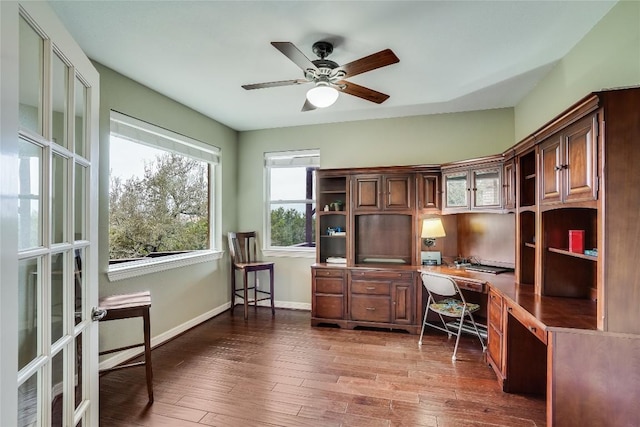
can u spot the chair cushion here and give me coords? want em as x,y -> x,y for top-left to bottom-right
430,298 -> 480,317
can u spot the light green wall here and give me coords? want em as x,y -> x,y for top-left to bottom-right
515,0 -> 640,139
94,62 -> 238,353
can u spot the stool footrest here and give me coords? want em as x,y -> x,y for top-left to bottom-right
100,360 -> 146,373
99,342 -> 145,356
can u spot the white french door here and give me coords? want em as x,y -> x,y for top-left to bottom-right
1,2 -> 100,426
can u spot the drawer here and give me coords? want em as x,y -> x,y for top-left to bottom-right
506,302 -> 547,344
314,268 -> 345,278
315,277 -> 344,294
487,323 -> 503,369
314,295 -> 344,319
350,295 -> 391,322
455,279 -> 485,293
488,290 -> 503,331
350,270 -> 413,281
351,281 -> 391,295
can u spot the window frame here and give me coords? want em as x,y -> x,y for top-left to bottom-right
263,149 -> 319,258
107,111 -> 222,281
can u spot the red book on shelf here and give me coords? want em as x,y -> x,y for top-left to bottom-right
569,230 -> 585,253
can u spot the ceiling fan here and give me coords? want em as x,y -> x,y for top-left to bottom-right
242,41 -> 399,111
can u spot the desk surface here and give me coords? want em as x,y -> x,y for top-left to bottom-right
420,265 -> 597,330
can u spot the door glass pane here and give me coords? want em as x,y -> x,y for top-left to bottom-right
18,371 -> 40,427
74,249 -> 84,326
19,16 -> 43,135
51,252 -> 66,344
474,168 -> 500,207
51,350 -> 65,427
52,53 -> 68,147
445,172 -> 468,208
74,333 -> 83,409
74,77 -> 86,157
74,163 -> 86,241
18,258 -> 41,370
52,153 -> 68,244
18,138 -> 42,250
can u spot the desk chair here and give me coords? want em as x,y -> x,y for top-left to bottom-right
419,272 -> 486,361
228,232 -> 275,320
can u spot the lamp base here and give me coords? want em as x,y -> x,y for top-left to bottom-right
421,251 -> 442,266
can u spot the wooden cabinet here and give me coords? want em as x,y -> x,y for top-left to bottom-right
502,156 -> 516,211
311,267 -> 347,326
312,266 -> 417,333
417,172 -> 441,212
353,173 -> 413,212
539,113 -> 598,205
349,270 -> 415,330
442,157 -> 504,213
487,289 -> 505,385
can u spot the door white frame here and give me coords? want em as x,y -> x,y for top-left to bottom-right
1,2 -> 100,425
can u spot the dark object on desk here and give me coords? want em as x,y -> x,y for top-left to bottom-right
465,264 -> 514,274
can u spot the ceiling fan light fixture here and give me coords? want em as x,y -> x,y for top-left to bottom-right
306,83 -> 339,108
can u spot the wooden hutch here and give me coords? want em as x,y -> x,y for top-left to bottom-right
311,87 -> 640,426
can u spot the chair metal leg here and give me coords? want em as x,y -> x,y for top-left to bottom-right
142,308 -> 154,402
418,295 -> 432,346
452,309 -> 466,361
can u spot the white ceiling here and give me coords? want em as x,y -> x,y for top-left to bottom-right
49,0 -> 617,132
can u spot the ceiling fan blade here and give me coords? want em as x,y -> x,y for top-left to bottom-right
271,42 -> 318,72
337,80 -> 390,104
302,99 -> 317,112
242,79 -> 309,90
339,49 -> 399,78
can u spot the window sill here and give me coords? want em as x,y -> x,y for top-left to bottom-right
107,250 -> 223,282
263,248 -> 316,259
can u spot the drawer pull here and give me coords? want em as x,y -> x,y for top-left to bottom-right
529,326 -> 537,333
366,286 -> 376,290
366,307 -> 376,311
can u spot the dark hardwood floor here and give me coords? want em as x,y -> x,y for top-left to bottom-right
99,308 -> 545,426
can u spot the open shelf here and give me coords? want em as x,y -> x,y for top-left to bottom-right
519,150 -> 537,208
547,247 -> 597,261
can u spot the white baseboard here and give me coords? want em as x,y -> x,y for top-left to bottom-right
99,299 -> 310,370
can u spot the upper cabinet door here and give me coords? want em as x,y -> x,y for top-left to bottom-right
352,173 -> 413,212
564,115 -> 598,203
417,173 -> 441,212
471,167 -> 502,209
443,170 -> 469,211
383,174 -> 413,211
539,114 -> 598,205
353,175 -> 381,211
540,137 -> 563,204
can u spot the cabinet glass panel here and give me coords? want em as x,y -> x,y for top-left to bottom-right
473,168 -> 500,207
19,16 -> 43,135
445,172 -> 468,208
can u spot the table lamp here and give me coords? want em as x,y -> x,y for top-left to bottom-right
421,217 -> 446,265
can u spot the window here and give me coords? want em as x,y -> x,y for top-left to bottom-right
108,111 -> 221,280
265,150 -> 319,253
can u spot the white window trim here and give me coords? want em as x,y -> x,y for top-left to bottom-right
107,111 -> 222,277
264,150 -> 319,256
107,250 -> 223,282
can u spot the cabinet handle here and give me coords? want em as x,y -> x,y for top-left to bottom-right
529,326 -> 537,333
554,165 -> 562,171
507,307 -> 513,313
366,307 -> 376,311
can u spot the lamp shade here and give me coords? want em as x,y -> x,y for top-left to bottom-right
421,218 -> 446,238
306,84 -> 339,108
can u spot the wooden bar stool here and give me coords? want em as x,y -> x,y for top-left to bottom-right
98,291 -> 153,403
228,232 -> 275,320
